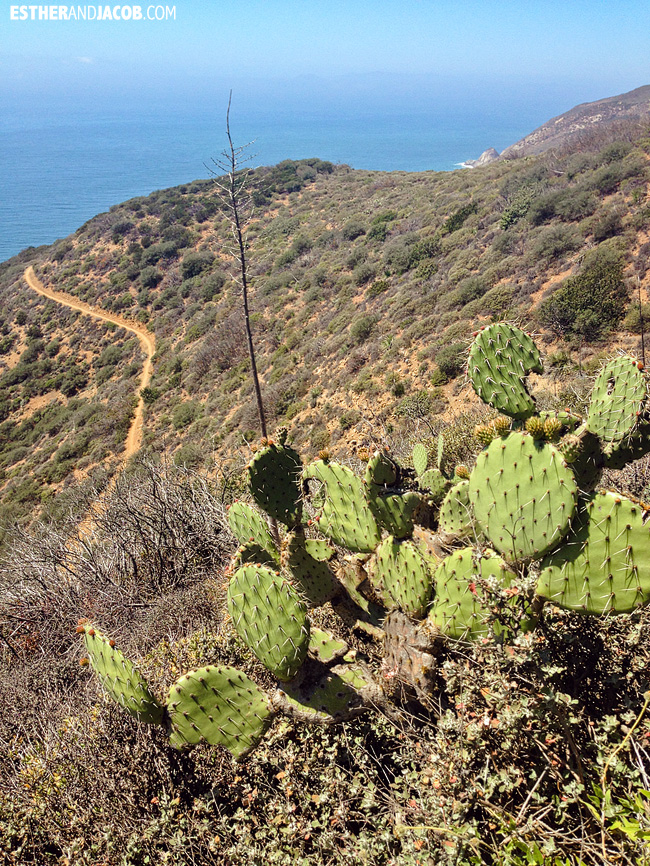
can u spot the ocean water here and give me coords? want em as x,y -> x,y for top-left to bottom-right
0,83 -> 571,263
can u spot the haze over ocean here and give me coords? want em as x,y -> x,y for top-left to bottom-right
3,0 -> 649,263
0,78 -> 622,263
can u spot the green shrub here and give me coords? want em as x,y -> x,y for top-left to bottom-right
341,220 -> 366,241
591,210 -> 624,242
140,267 -> 162,289
500,186 -> 539,229
538,254 -> 627,341
435,342 -> 466,378
623,302 -> 650,333
353,263 -> 376,287
532,224 -> 579,261
181,252 -> 214,279
111,219 -> 134,242
172,401 -> 201,430
441,202 -> 477,233
365,279 -> 389,299
339,410 -> 361,430
349,315 -> 377,344
384,233 -> 439,275
173,442 -> 204,469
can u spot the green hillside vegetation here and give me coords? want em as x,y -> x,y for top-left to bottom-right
1,127 -> 650,536
3,122 -> 650,864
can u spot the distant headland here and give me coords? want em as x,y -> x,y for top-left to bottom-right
463,83 -> 650,167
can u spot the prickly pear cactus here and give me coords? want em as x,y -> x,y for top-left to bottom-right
365,451 -> 399,486
370,536 -> 434,619
538,492 -> 650,614
438,480 -> 473,538
467,323 -> 542,420
429,547 -> 520,640
412,442 -> 429,477
81,625 -> 164,725
167,665 -> 272,759
82,320 -> 650,762
417,467 -> 450,503
282,531 -> 340,607
469,432 -> 578,562
303,459 -> 381,553
586,355 -> 646,447
274,662 -> 374,722
248,441 -> 303,526
231,541 -> 278,570
227,501 -> 279,562
227,563 -> 310,681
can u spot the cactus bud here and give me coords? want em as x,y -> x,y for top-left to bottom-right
559,433 -> 582,464
492,416 -> 511,437
475,424 -> 495,446
525,416 -> 545,440
543,416 -> 563,442
79,657 -> 89,666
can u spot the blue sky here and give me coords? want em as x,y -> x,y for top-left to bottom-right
2,0 -> 650,106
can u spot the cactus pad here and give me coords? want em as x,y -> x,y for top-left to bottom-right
167,665 -> 272,759
538,491 -> 650,614
303,538 -> 335,561
308,627 -> 349,664
438,480 -> 473,538
231,542 -> 278,570
558,425 -> 604,492
227,501 -> 279,562
429,547 -> 522,640
248,442 -> 303,526
369,536 -> 434,618
586,356 -> 647,446
275,663 -> 372,722
364,451 -> 398,486
418,467 -> 451,504
366,487 -> 424,539
303,460 -> 381,553
82,626 -> 164,725
227,564 -> 310,680
282,532 -> 340,607
468,323 -> 542,419
469,432 -> 578,561
412,443 -> 429,477
605,420 -> 650,470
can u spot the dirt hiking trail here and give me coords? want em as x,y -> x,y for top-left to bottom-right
24,266 -> 155,462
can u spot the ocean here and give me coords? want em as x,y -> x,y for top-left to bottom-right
0,81 -> 581,263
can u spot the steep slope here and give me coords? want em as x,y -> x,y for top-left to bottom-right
500,84 -> 650,158
23,265 -> 155,459
1,131 -> 650,535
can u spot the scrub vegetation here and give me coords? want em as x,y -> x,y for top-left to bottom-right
2,119 -> 650,864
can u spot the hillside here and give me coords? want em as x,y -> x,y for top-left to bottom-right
1,120 -> 650,536
4,113 -> 650,866
500,84 -> 650,158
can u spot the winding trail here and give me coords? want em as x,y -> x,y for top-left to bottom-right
23,266 -> 155,462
